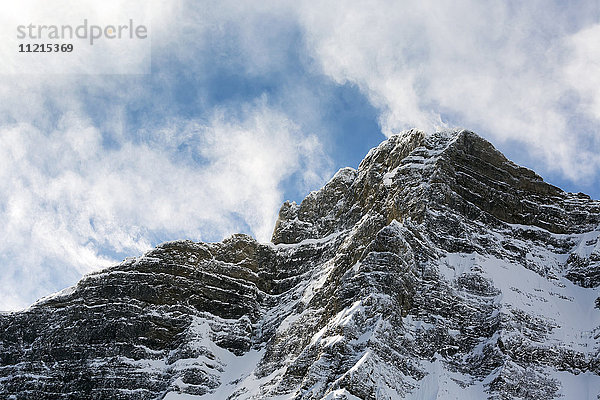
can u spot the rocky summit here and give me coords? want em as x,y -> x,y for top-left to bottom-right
1,129 -> 600,400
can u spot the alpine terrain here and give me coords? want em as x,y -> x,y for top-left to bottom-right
1,129 -> 600,400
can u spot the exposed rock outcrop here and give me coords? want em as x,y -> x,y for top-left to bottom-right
1,129 -> 599,399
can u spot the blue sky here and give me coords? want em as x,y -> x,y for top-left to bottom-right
0,0 -> 599,310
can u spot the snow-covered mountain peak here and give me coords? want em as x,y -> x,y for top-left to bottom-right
1,130 -> 600,399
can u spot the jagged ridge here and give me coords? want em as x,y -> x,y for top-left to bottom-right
1,129 -> 600,400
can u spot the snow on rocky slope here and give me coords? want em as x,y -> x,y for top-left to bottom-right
1,129 -> 599,399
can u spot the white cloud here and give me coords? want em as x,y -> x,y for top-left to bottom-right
563,23 -> 600,121
294,0 -> 600,181
0,102 -> 329,310
0,0 -> 336,311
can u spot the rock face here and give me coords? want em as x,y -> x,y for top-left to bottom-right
1,129 -> 600,399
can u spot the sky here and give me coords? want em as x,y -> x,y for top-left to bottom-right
0,0 -> 599,311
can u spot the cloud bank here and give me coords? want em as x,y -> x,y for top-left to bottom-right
0,102 -> 327,310
296,0 -> 600,181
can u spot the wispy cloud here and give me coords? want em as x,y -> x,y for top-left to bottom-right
563,23 -> 600,122
0,101 -> 329,310
295,0 -> 600,181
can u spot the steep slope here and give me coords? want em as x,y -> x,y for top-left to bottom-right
1,129 -> 599,400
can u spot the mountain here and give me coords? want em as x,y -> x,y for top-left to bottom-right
1,129 -> 600,400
